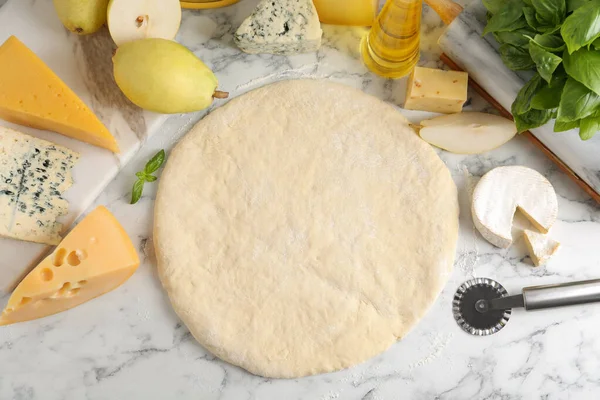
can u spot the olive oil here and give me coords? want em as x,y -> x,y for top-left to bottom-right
361,0 -> 422,78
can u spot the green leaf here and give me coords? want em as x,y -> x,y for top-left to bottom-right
531,33 -> 565,52
567,0 -> 591,12
561,1 -> 600,54
500,44 -> 536,70
135,171 -> 146,180
562,48 -> 600,95
483,0 -> 506,14
593,37 -> 600,49
532,0 -> 566,27
145,175 -> 158,182
131,179 -> 144,205
514,109 -> 553,132
579,113 -> 600,139
513,74 -> 547,115
529,41 -> 563,82
557,77 -> 600,121
531,80 -> 565,109
495,29 -> 536,46
144,149 -> 166,174
484,4 -> 527,35
523,6 -> 542,29
553,119 -> 580,131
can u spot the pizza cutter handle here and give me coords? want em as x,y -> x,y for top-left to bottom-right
523,279 -> 600,311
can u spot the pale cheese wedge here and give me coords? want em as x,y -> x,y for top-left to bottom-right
0,206 -> 139,326
524,229 -> 560,267
472,166 -> 558,248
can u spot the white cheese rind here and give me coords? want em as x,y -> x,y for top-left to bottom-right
234,0 -> 323,55
0,127 -> 79,245
523,229 -> 560,266
471,166 -> 558,248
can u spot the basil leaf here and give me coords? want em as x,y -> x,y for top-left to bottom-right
557,77 -> 600,121
579,113 -> 600,139
563,48 -> 600,95
514,109 -> 553,132
529,41 -> 563,82
561,1 -> 600,54
131,179 -> 145,205
567,0 -> 591,11
531,81 -> 565,109
532,0 -> 566,27
523,6 -> 542,29
144,149 -> 166,174
483,0 -> 506,14
483,4 -> 527,35
145,175 -> 158,182
495,29 -> 536,46
554,119 -> 580,131
532,33 -> 565,52
500,44 -> 536,70
593,37 -> 600,49
513,74 -> 546,115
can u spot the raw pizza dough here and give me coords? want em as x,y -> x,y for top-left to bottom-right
154,80 -> 459,378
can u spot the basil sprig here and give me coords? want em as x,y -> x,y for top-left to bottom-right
484,0 -> 600,140
131,150 -> 166,204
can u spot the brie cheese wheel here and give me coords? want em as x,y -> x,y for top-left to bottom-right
472,166 -> 558,248
524,229 -> 560,266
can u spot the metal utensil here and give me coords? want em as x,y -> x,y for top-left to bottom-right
453,277 -> 600,336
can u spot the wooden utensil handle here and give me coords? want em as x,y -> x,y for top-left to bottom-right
424,0 -> 463,25
440,53 -> 600,204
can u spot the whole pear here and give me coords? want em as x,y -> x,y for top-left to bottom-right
113,39 -> 227,114
53,0 -> 110,35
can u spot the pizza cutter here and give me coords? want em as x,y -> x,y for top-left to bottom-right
453,277 -> 600,336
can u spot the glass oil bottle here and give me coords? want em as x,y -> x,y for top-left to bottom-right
361,0 -> 422,78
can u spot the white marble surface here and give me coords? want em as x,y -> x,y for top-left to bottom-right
2,1 -> 600,399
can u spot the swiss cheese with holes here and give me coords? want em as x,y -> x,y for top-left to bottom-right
0,206 -> 139,325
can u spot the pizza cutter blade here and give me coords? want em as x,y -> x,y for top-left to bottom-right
453,277 -> 600,336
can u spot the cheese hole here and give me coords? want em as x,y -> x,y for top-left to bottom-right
53,248 -> 67,267
40,268 -> 54,281
19,297 -> 32,306
54,282 -> 72,297
77,280 -> 88,286
67,250 -> 87,266
66,288 -> 81,297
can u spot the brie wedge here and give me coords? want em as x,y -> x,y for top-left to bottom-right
472,166 -> 558,248
523,229 -> 560,266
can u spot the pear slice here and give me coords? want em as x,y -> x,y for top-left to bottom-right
107,0 -> 182,46
418,112 -> 517,154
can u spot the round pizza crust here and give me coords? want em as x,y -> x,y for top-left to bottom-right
154,80 -> 459,378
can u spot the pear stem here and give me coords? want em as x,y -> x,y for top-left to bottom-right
213,90 -> 229,99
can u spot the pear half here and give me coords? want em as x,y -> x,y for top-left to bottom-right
107,0 -> 182,46
419,112 -> 517,154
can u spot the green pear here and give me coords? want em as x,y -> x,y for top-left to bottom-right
113,39 -> 228,114
53,0 -> 110,35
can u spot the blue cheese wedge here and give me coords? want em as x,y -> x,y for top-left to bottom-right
234,0 -> 323,55
0,127 -> 79,245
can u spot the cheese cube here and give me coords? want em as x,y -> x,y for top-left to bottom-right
404,67 -> 468,114
313,0 -> 379,26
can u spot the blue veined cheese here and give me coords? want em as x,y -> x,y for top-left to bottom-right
0,127 -> 79,245
234,0 -> 323,55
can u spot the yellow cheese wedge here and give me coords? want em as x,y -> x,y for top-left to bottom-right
0,206 -> 139,326
0,36 -> 119,153
313,0 -> 378,26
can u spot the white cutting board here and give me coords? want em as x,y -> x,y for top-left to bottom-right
0,0 -> 168,292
